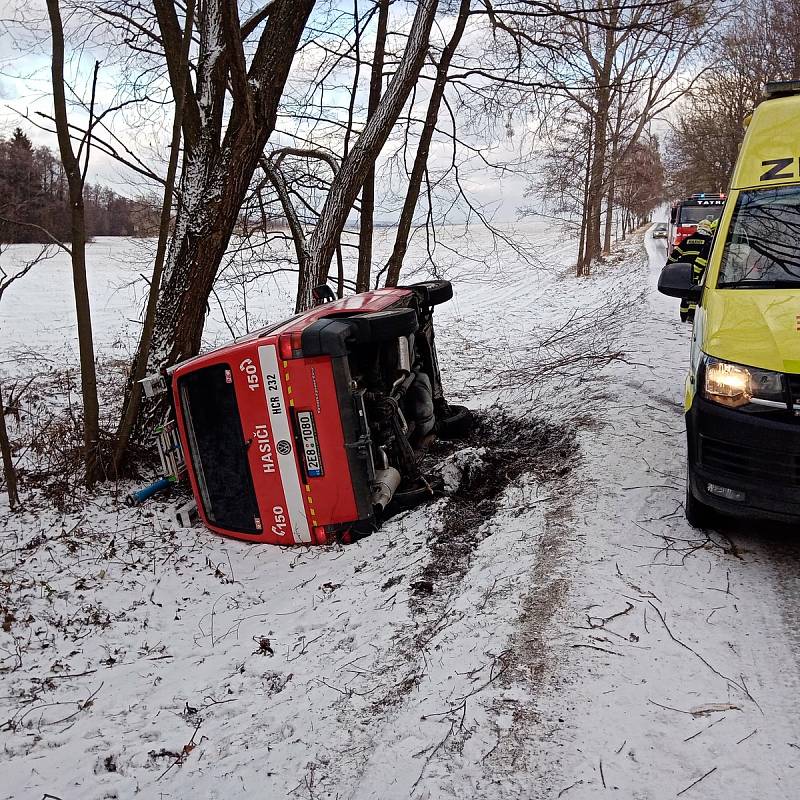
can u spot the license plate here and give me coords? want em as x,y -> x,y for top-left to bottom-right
296,411 -> 324,478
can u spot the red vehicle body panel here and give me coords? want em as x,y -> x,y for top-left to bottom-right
170,288 -> 413,545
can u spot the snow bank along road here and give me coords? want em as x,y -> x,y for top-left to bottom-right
0,226 -> 799,799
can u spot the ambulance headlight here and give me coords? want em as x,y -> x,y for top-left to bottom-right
703,356 -> 785,409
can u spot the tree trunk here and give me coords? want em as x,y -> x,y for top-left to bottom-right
67,181 -> 100,483
301,0 -> 440,311
261,157 -> 310,310
46,0 -> 101,486
143,1 -> 314,381
0,383 -> 19,509
577,116 -> 593,277
583,12 -> 616,271
113,0 -> 195,475
585,116 -> 608,268
355,0 -> 389,292
336,244 -> 345,298
603,97 -> 624,258
384,0 -> 470,288
603,176 -> 614,256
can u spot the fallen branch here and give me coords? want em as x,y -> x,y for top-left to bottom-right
572,643 -> 622,656
411,719 -> 455,792
157,720 -> 203,781
736,729 -> 757,745
588,602 -> 634,628
648,602 -> 755,702
676,766 -> 717,796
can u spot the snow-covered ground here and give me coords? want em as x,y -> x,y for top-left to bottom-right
1,224 -> 799,799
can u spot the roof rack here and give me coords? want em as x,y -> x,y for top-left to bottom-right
764,80 -> 800,99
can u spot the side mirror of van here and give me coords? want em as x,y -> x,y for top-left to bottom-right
658,262 -> 702,302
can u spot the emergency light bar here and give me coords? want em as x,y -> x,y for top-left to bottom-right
764,80 -> 800,99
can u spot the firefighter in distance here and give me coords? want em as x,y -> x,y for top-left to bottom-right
666,217 -> 718,322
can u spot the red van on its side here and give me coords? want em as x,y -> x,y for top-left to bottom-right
161,281 -> 469,545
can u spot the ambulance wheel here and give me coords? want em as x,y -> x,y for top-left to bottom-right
685,464 -> 715,529
343,308 -> 419,343
437,404 -> 473,440
408,280 -> 453,306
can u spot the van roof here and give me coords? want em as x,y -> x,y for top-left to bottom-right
730,89 -> 800,190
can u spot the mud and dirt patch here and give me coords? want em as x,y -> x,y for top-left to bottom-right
409,409 -> 579,613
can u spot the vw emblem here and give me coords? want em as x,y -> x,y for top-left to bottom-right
277,440 -> 292,455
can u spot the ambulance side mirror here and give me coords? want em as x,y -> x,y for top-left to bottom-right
658,262 -> 702,302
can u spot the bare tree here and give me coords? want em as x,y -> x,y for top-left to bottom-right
383,0 -> 472,287
0,245 -> 56,508
259,147 -> 341,313
512,0 -> 714,272
616,133 -> 665,233
355,0 -> 389,292
141,0 -> 316,373
666,0 -> 799,196
45,0 -> 102,485
112,0 -> 195,473
300,0 -> 441,310
109,0 -> 316,441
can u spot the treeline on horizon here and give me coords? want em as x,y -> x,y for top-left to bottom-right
0,128 -> 159,244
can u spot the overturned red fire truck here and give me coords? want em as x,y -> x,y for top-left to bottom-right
143,281 -> 471,545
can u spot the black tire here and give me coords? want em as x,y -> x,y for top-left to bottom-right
343,308 -> 418,343
407,280 -> 453,306
389,475 -> 444,511
685,463 -> 715,529
437,404 -> 474,440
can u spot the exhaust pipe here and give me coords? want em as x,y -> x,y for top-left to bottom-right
371,467 -> 402,513
390,336 -> 413,396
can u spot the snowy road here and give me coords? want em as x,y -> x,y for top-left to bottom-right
521,229 -> 800,799
2,227 -> 800,799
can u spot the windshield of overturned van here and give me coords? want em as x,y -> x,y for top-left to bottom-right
178,364 -> 262,534
718,185 -> 800,287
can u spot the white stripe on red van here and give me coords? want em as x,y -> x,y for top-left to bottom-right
258,344 -> 312,544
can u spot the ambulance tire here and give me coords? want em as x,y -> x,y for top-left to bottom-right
343,308 -> 419,344
408,280 -> 453,306
685,464 -> 715,529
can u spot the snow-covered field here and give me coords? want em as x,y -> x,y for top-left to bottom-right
1,224 -> 799,799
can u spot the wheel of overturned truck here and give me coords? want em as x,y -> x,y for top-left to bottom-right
342,308 -> 419,343
390,475 -> 444,512
437,404 -> 474,440
408,279 -> 453,306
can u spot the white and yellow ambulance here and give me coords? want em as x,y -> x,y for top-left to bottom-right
658,80 -> 800,526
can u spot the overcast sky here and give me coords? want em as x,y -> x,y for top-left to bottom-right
0,2 -> 559,225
